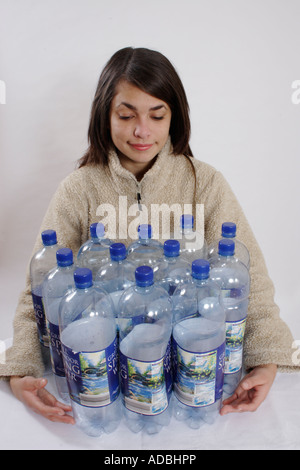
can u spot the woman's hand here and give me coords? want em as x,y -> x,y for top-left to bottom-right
220,364 -> 277,415
10,376 -> 75,424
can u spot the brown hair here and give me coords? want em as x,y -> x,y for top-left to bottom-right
78,47 -> 193,167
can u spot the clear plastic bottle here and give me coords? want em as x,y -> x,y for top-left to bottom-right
30,229 -> 61,370
94,243 -> 136,315
209,240 -> 250,395
59,268 -> 121,437
42,248 -> 75,402
127,224 -> 164,278
208,222 -> 250,269
157,240 -> 191,295
118,266 -> 173,434
172,259 -> 226,428
173,214 -> 208,263
76,223 -> 112,278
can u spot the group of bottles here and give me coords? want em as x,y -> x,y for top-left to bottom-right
30,217 -> 250,437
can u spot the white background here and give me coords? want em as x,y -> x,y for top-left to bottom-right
1,0 -> 300,345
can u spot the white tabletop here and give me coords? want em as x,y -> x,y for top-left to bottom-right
0,367 -> 299,451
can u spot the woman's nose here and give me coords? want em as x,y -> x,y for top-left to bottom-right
133,119 -> 151,139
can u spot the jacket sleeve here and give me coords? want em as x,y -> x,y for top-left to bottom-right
0,173 -> 89,380
200,169 -> 298,372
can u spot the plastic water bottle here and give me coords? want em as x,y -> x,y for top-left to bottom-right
208,222 -> 250,269
42,248 -> 74,402
209,240 -> 250,395
30,230 -> 61,370
158,240 -> 191,295
127,224 -> 164,278
76,223 -> 111,278
172,259 -> 226,428
59,268 -> 121,437
118,266 -> 173,434
173,214 -> 208,263
94,243 -> 136,315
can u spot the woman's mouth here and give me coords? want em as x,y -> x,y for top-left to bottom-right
129,143 -> 154,151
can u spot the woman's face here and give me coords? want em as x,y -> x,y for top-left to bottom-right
110,80 -> 172,178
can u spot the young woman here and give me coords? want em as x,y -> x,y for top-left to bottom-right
2,47 -> 297,424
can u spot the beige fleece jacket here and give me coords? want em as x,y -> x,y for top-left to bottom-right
1,139 -> 298,379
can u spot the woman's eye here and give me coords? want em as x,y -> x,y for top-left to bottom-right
118,114 -> 164,121
119,115 -> 133,120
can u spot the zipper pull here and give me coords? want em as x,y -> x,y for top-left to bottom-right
137,192 -> 142,211
136,181 -> 142,211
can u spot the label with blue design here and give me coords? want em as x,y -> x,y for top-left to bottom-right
225,317 -> 247,374
119,340 -> 172,416
61,337 -> 119,408
32,289 -> 49,348
47,321 -> 65,377
172,339 -> 225,407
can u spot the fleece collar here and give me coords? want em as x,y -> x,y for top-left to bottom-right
106,137 -> 175,203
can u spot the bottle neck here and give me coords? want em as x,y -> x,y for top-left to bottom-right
222,235 -> 236,241
219,253 -> 234,259
91,236 -> 105,244
164,254 -> 179,261
111,257 -> 126,264
44,243 -> 58,249
58,264 -> 74,270
181,227 -> 193,234
135,283 -> 154,293
192,276 -> 209,286
75,284 -> 93,293
138,237 -> 150,243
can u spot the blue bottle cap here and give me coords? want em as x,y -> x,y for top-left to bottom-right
218,239 -> 235,256
110,243 -> 126,261
164,239 -> 180,257
222,222 -> 237,238
138,224 -> 152,239
135,266 -> 154,287
74,268 -> 93,289
56,248 -> 73,267
192,259 -> 210,280
90,222 -> 105,239
180,214 -> 194,229
41,230 -> 57,246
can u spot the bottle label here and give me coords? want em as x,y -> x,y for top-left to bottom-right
61,337 -> 119,408
47,321 -> 65,377
225,318 -> 247,374
172,339 -> 225,407
119,340 -> 172,416
31,290 -> 49,348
